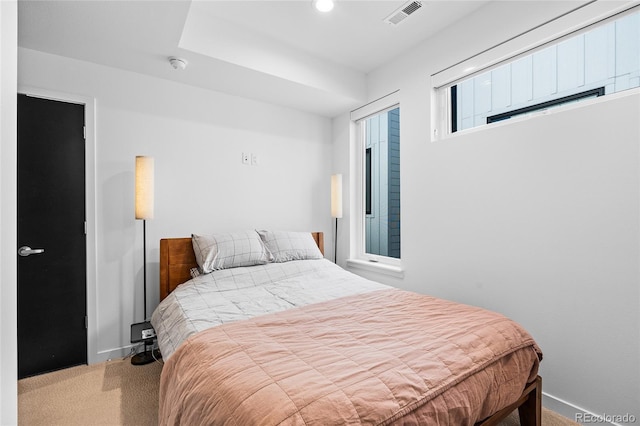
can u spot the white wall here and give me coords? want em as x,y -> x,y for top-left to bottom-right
18,48 -> 335,362
1,2 -> 18,424
335,1 -> 640,422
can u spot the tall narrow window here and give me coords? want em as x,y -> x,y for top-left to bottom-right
360,107 -> 401,260
365,148 -> 372,216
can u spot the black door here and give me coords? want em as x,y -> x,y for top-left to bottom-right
17,94 -> 87,379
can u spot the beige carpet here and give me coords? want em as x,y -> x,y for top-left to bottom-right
19,358 -> 578,426
19,358 -> 162,426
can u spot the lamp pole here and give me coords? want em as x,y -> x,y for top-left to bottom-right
142,219 -> 147,320
331,174 -> 343,264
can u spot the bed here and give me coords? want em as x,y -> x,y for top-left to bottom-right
152,231 -> 542,426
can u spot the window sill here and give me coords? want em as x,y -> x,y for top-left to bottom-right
346,259 -> 404,279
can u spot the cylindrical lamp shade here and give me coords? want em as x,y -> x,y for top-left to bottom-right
135,156 -> 154,220
331,173 -> 343,219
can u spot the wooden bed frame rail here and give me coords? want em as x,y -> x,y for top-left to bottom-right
476,375 -> 542,426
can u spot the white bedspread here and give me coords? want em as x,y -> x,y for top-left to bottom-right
151,259 -> 389,359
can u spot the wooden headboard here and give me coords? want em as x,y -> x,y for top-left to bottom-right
159,232 -> 324,301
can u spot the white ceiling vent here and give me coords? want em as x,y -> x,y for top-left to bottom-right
384,1 -> 423,25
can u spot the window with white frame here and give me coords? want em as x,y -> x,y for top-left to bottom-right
439,6 -> 640,136
351,96 -> 401,269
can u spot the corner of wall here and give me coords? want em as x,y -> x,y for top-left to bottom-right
1,1 -> 19,424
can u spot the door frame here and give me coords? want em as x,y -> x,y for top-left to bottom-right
18,86 -> 98,364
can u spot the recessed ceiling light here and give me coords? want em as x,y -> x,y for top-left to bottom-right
313,0 -> 334,13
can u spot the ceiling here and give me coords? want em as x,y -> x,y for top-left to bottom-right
18,0 -> 491,117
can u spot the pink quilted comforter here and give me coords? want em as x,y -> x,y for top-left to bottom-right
159,289 -> 542,425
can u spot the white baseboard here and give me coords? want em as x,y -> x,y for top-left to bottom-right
543,392 -> 637,426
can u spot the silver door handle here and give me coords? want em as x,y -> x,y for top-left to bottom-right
18,246 -> 45,257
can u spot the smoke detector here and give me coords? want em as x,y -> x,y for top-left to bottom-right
168,57 -> 188,70
384,1 -> 423,25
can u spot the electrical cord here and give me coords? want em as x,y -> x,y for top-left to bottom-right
122,346 -> 138,360
122,341 -> 163,364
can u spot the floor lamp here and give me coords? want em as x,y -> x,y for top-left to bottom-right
132,155 -> 154,365
331,174 -> 343,264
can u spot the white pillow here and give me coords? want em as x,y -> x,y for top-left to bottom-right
192,231 -> 271,273
257,230 -> 323,263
